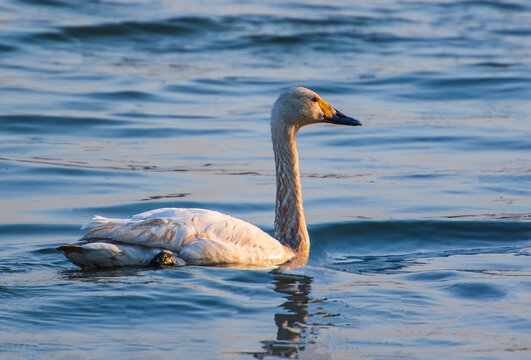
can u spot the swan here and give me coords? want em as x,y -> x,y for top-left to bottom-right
57,87 -> 361,269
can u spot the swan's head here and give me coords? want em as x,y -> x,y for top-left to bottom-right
271,87 -> 361,131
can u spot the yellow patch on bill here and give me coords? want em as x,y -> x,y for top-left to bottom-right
318,98 -> 336,118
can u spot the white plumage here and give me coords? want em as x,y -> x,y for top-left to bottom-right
57,87 -> 361,269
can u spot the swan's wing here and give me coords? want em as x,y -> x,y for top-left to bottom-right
78,208 -> 294,265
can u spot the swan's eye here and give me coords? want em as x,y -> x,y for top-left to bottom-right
312,96 -> 319,102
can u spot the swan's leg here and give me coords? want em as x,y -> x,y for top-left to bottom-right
148,250 -> 186,268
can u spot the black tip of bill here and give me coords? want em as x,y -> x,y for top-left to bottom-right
324,109 -> 362,126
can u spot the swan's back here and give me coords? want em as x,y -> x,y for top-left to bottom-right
76,208 -> 295,266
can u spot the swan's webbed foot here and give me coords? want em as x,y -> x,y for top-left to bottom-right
148,250 -> 185,269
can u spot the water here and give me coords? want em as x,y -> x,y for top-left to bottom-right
1,0 -> 530,358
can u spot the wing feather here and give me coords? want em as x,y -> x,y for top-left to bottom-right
75,208 -> 294,266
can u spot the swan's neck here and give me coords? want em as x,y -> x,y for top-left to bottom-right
271,123 -> 310,258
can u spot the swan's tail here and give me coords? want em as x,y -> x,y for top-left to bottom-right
57,243 -> 185,269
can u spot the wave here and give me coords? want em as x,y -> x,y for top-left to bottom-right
22,16 -> 228,46
15,14 -> 440,53
309,219 -> 531,255
0,114 -> 232,138
308,219 -> 531,273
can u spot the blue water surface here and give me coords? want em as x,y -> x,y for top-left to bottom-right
0,0 -> 530,359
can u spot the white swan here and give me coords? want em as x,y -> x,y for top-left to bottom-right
57,87 -> 361,269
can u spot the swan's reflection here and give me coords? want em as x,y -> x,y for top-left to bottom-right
252,272 -> 313,359
59,266 -> 314,358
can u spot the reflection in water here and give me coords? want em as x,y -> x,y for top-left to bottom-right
252,273 -> 313,359
60,267 -> 145,283
59,267 -> 315,359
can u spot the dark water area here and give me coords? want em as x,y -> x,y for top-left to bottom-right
1,0 -> 530,358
